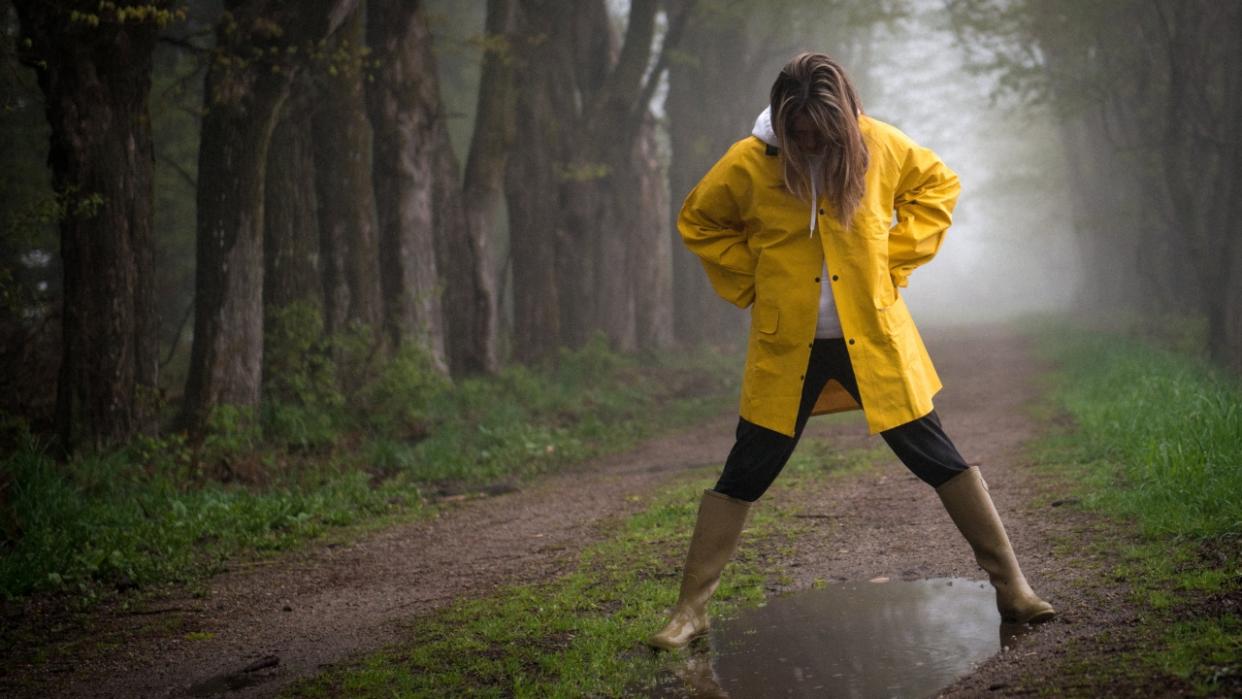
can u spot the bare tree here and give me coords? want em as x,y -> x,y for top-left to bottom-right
503,0 -> 575,363
666,0 -> 763,346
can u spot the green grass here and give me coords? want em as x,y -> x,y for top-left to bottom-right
283,438 -> 883,698
1036,330 -> 1241,539
0,340 -> 742,605
0,440 -> 408,604
1032,324 -> 1242,696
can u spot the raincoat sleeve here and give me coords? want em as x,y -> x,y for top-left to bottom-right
888,142 -> 960,288
678,156 -> 757,308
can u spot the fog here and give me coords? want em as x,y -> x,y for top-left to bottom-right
849,6 -> 1081,326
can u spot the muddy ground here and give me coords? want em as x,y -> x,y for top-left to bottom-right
3,326 -> 1161,698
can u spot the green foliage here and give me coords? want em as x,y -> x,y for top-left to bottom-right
263,303 -> 335,403
262,303 -> 345,449
202,404 -> 261,457
0,429 -> 404,601
1037,328 -> 1242,540
555,161 -> 611,183
352,341 -> 450,441
68,3 -> 187,29
1033,324 -> 1242,697
0,342 -> 740,603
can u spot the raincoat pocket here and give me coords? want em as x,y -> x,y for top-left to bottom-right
753,298 -> 780,335
877,294 -> 912,335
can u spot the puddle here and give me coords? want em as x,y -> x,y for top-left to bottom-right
661,577 -> 1034,698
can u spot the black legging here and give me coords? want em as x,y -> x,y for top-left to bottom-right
713,338 -> 968,502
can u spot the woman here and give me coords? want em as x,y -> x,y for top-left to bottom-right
648,52 -> 1054,651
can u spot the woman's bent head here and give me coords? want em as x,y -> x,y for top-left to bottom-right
770,52 -> 869,228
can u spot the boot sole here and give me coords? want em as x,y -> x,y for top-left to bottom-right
646,628 -> 709,652
1003,608 -> 1056,625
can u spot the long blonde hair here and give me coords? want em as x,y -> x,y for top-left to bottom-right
769,52 -> 869,228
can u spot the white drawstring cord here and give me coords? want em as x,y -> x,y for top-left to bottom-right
809,168 -> 818,238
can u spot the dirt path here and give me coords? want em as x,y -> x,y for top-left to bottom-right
11,326 -> 1123,697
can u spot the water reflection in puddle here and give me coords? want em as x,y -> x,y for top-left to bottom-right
662,577 -> 1034,698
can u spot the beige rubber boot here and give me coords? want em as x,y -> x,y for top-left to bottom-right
647,489 -> 751,651
936,466 -> 1056,624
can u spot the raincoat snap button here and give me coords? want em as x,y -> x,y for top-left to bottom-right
831,274 -> 839,281
848,338 -> 856,345
818,208 -> 825,215
814,277 -> 820,283
799,374 -> 805,380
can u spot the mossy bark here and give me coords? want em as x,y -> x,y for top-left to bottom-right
365,0 -> 448,373
312,7 -> 383,346
181,0 -> 360,435
14,0 -> 163,451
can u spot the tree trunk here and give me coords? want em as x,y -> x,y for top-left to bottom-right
507,0 -> 686,357
432,126 -> 494,376
182,15 -> 292,432
312,6 -> 383,344
1201,1 -> 1242,370
14,0 -> 162,451
505,0 -> 573,363
631,114 -> 674,350
666,1 -> 756,345
415,13 -> 495,378
366,0 -> 448,372
264,95 -> 322,316
181,0 -> 359,434
458,0 -> 517,372
555,0 -> 616,350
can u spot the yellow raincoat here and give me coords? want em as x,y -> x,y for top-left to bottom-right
679,114 -> 960,436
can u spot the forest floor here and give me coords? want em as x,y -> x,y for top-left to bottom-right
1,326 -> 1221,697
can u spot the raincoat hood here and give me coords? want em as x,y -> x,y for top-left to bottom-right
751,106 -> 777,146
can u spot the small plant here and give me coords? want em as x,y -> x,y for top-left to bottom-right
352,341 -> 450,440
261,302 -> 345,449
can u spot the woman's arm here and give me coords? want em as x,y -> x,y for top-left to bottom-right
678,155 -> 757,308
888,142 -> 960,288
